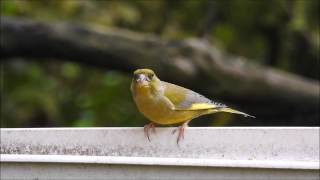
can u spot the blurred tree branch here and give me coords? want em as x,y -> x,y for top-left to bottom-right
1,17 -> 319,124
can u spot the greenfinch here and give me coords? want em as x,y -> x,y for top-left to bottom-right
131,68 -> 254,144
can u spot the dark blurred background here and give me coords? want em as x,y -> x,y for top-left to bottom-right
1,0 -> 319,128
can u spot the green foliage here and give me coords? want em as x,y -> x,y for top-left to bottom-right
2,61 -> 144,127
1,0 -> 319,127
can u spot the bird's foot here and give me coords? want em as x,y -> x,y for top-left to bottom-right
144,122 -> 156,142
172,121 -> 190,145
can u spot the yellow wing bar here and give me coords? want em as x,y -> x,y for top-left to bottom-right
175,103 -> 217,110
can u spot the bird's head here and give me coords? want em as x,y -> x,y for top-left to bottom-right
132,69 -> 160,89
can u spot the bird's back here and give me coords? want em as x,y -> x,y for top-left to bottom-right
162,81 -> 226,110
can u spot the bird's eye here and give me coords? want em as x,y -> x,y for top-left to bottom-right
133,74 -> 138,80
148,74 -> 154,80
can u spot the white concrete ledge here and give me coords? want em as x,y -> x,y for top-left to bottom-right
1,154 -> 319,170
1,127 -> 319,180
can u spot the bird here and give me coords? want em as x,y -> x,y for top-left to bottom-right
130,68 -> 255,144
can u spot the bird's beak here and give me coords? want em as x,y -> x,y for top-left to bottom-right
134,74 -> 147,83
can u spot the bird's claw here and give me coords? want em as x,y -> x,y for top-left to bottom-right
173,121 -> 190,145
144,122 -> 156,142
176,126 -> 186,145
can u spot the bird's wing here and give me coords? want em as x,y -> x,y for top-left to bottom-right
162,81 -> 226,110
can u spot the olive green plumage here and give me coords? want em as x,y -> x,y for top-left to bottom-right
130,68 -> 254,143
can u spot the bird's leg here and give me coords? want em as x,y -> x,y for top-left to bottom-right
144,122 -> 156,142
172,120 -> 190,145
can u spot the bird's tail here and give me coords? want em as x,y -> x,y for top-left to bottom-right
216,107 -> 255,118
